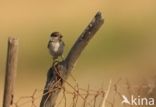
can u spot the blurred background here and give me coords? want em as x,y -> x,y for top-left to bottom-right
0,0 -> 156,106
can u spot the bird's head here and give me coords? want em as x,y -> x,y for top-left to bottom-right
50,32 -> 63,42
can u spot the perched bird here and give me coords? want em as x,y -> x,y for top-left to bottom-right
48,32 -> 65,61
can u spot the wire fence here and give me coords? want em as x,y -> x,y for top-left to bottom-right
12,75 -> 156,107
13,73 -> 111,107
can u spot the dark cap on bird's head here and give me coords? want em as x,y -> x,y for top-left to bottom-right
51,32 -> 63,38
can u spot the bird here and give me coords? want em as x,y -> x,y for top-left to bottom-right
48,32 -> 65,61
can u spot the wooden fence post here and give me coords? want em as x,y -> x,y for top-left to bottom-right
40,12 -> 104,107
3,37 -> 18,107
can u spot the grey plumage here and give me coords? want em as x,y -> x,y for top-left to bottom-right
48,32 -> 65,60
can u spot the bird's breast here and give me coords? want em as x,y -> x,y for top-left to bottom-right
50,42 -> 60,52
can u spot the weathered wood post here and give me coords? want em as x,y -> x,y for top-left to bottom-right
40,12 -> 104,107
3,37 -> 18,107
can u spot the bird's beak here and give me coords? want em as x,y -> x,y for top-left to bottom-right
60,35 -> 63,38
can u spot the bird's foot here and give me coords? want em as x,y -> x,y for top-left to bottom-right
61,55 -> 65,61
52,59 -> 59,66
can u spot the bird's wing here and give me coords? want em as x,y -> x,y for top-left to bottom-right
63,41 -> 65,46
60,40 -> 65,46
47,41 -> 50,48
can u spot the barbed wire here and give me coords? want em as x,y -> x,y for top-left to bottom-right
12,73 -> 156,107
13,79 -> 108,107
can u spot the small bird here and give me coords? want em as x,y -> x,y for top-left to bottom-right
48,32 -> 65,61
